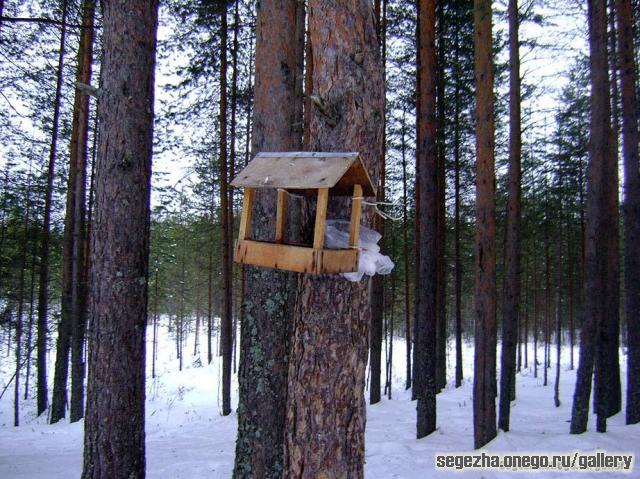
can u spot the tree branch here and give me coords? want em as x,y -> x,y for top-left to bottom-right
0,16 -> 97,29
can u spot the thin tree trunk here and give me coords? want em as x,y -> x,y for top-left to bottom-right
604,2 -> 621,417
69,0 -> 95,423
616,0 -> 640,425
473,0 -> 497,449
435,0 -> 447,393
218,5 -> 233,417
15,170 -> 33,426
453,25 -> 463,389
283,0 -> 384,475
152,270 -> 158,379
81,0 -> 159,475
24,227 -> 38,400
415,0 -> 438,440
498,0 -> 522,432
401,110 -> 412,390
37,0 -> 69,417
544,198 -> 550,387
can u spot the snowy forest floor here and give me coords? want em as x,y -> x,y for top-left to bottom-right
0,319 -> 638,478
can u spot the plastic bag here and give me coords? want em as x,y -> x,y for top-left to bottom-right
325,220 -> 395,282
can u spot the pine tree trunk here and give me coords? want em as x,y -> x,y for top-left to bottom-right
453,25 -> 463,389
498,0 -> 522,432
401,111 -> 412,390
473,0 -> 497,449
37,0 -> 69,417
81,0 -> 159,476
218,4 -> 233,417
283,0 -> 384,475
415,0 -> 438,439
616,0 -> 640,426
571,0 -> 612,435
435,0 -> 447,393
69,0 -> 95,423
233,0 -> 305,476
603,3 -> 621,417
14,172 -> 33,426
370,0 -> 387,407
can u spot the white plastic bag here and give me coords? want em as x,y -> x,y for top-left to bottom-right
325,220 -> 395,282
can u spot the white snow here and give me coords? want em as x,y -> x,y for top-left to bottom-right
0,321 -> 638,478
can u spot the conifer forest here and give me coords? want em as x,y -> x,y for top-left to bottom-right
1,0 -> 640,477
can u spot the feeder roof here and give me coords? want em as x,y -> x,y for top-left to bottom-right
230,151 -> 376,197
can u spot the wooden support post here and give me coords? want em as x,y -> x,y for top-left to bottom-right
349,184 -> 363,248
313,187 -> 329,250
238,187 -> 255,240
275,189 -> 287,243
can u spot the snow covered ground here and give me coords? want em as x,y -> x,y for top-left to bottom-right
0,320 -> 638,478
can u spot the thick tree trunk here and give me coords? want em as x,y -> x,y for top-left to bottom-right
37,0 -> 68,417
81,0 -> 158,476
415,0 -> 438,439
498,0 -> 522,432
473,0 -> 497,449
233,0 -> 305,476
571,0 -> 612,435
616,0 -> 640,425
283,0 -> 384,475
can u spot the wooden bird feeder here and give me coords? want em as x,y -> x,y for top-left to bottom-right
230,152 -> 376,274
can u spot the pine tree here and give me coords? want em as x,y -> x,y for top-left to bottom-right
82,0 -> 159,475
473,0 -> 497,449
283,0 -> 384,474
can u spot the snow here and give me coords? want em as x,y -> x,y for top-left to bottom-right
0,321 -> 638,478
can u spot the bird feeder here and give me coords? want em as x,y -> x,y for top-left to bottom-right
230,152 -> 376,274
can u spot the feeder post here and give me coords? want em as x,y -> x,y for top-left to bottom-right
238,187 -> 255,240
313,187 -> 329,250
349,184 -> 363,248
275,189 -> 288,243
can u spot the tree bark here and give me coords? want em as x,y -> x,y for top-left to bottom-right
570,0 -> 612,435
615,0 -> 640,425
37,0 -> 68,417
81,0 -> 158,476
473,0 -> 497,449
435,0 -> 447,393
233,0 -> 305,476
283,0 -> 384,475
415,0 -> 438,439
69,0 -> 95,423
498,0 -> 522,432
219,4 -> 233,417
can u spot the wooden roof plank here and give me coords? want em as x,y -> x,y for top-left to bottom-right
230,151 -> 376,196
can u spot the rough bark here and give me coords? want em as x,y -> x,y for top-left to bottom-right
81,0 -> 158,476
415,0 -> 438,439
219,4 -> 233,417
69,0 -> 95,423
233,0 -> 304,476
498,0 -> 521,432
473,0 -> 497,449
570,0 -> 612,435
37,0 -> 68,417
283,0 -> 384,475
616,0 -> 640,425
435,0 -> 447,393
